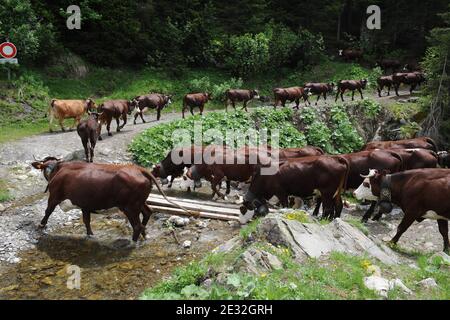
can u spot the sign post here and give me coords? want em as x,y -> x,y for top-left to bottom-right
0,42 -> 18,81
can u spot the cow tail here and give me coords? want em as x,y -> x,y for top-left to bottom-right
142,169 -> 200,218
48,99 -> 56,117
425,137 -> 438,152
334,156 -> 350,199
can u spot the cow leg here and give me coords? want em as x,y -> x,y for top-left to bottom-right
199,105 -> 204,117
394,84 -> 400,96
335,91 -> 340,102
232,101 -> 236,111
242,101 -> 248,112
49,112 -> 55,132
377,86 -> 382,97
124,208 -> 144,242
156,108 -> 162,121
359,88 -> 364,100
116,117 -> 121,132
182,105 -> 186,119
107,118 -> 112,136
361,201 -> 377,222
437,219 -> 449,253
410,84 -> 417,94
334,194 -> 344,218
390,212 -> 416,245
81,137 -> 89,162
294,98 -> 300,109
59,118 -> 66,132
140,205 -> 153,239
387,85 -> 391,96
321,196 -> 335,220
82,209 -> 94,236
39,196 -> 60,228
120,113 -> 127,129
168,175 -> 175,188
316,94 -> 320,105
89,135 -> 96,163
190,106 -> 195,116
98,122 -> 103,141
312,197 -> 322,216
134,112 -> 139,124
351,90 -> 355,101
226,180 -> 231,195
140,111 -> 146,123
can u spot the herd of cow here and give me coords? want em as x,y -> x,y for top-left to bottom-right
31,134 -> 450,252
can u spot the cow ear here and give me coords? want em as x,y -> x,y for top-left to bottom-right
31,161 -> 43,170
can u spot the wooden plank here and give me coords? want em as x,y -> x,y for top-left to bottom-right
150,193 -> 241,209
148,204 -> 240,221
148,197 -> 241,216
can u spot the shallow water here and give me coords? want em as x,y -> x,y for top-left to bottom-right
0,211 -> 238,299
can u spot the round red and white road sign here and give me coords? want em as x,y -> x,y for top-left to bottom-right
0,42 -> 17,59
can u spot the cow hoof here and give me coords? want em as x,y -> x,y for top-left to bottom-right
37,223 -> 46,229
98,136 -> 103,141
133,121 -> 136,125
108,133 -> 112,136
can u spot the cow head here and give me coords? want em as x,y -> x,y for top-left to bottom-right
327,83 -> 335,92
252,90 -> 260,100
151,164 -> 170,185
85,98 -> 97,111
304,87 -> 312,96
164,94 -> 173,107
360,79 -> 368,89
354,169 -> 393,213
31,156 -> 62,182
240,167 -> 270,216
87,110 -> 103,124
129,96 -> 140,114
185,165 -> 203,188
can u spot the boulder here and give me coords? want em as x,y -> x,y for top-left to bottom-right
239,247 -> 283,275
257,213 -> 400,265
417,278 -> 438,289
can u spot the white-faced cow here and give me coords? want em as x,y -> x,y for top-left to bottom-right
354,169 -> 450,253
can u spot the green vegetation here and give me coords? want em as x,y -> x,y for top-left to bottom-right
0,180 -> 12,203
141,238 -> 450,300
239,218 -> 262,241
129,102 -> 372,166
284,211 -> 311,223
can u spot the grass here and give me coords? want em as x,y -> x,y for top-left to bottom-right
239,218 -> 261,241
284,210 -> 311,223
141,239 -> 450,300
344,217 -> 369,236
0,119 -> 49,144
0,179 -> 12,203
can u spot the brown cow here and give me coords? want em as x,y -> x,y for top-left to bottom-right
332,149 -> 403,222
130,93 -> 172,124
376,59 -> 401,72
304,83 -> 335,105
354,169 -> 450,253
376,75 -> 394,97
392,149 -> 438,170
48,98 -> 96,132
335,79 -> 367,102
182,93 -> 210,118
225,89 -> 260,112
362,137 -> 437,152
339,49 -> 363,62
241,155 -> 350,220
31,157 -> 185,241
392,72 -> 425,96
98,99 -> 131,139
152,144 -> 229,189
273,87 -> 311,109
76,111 -> 102,163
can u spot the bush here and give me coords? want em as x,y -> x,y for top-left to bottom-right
329,105 -> 364,153
224,33 -> 270,77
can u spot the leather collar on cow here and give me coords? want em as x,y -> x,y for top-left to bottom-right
44,162 -> 58,181
378,174 -> 393,213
